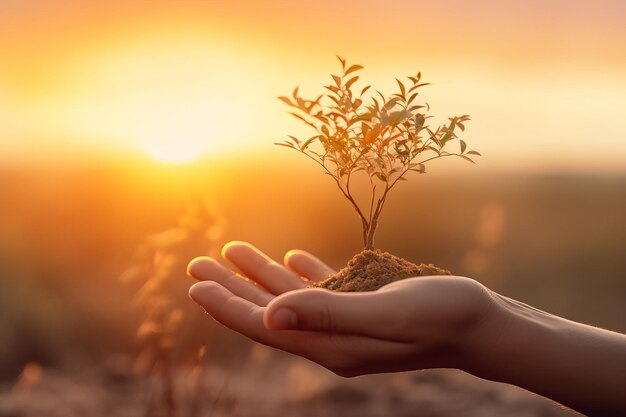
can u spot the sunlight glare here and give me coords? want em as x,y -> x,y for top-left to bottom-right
139,134 -> 209,164
137,106 -> 214,164
44,32 -> 271,163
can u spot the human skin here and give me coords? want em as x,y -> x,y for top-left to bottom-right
187,241 -> 626,417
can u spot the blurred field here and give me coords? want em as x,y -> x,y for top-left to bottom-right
0,351 -> 578,417
0,157 -> 624,416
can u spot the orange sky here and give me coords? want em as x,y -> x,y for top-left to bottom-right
1,0 -> 625,171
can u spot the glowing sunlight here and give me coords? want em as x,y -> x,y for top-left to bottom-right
135,101 -> 222,164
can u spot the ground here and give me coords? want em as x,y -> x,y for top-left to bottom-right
0,348 -> 579,417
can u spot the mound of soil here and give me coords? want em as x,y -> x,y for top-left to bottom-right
312,250 -> 451,292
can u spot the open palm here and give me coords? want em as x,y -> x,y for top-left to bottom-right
187,241 -> 491,377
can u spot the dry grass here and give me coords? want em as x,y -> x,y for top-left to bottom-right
121,199 -> 226,417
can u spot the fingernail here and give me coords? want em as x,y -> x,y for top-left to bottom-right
188,281 -> 215,302
187,257 -> 211,277
269,308 -> 297,330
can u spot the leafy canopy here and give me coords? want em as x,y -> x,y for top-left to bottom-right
276,57 -> 479,249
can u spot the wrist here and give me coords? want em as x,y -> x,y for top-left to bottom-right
455,289 -> 577,410
455,287 -> 560,376
448,286 -> 626,416
436,279 -> 508,370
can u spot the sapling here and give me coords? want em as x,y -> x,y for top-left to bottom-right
276,57 -> 479,291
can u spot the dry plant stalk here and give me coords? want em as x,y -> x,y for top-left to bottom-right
121,200 -> 224,417
277,57 -> 479,249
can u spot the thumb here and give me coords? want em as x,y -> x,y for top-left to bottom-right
263,288 -> 399,338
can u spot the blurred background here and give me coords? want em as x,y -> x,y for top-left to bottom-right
1,1 -> 625,416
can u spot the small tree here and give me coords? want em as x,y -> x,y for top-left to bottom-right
276,57 -> 479,250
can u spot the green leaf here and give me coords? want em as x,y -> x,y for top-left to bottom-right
440,132 -> 452,144
289,112 -> 307,122
274,142 -> 294,148
360,85 -> 371,96
278,96 -> 293,106
383,97 -> 401,110
301,135 -> 321,150
328,95 -> 341,106
345,64 -> 364,76
466,150 -> 481,156
441,120 -> 457,144
410,163 -> 426,173
387,110 -> 412,125
355,112 -> 372,122
332,74 -> 341,87
460,140 -> 467,153
396,78 -> 406,96
459,155 -> 475,164
345,76 -> 359,90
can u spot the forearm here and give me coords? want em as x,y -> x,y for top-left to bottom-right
462,292 -> 626,417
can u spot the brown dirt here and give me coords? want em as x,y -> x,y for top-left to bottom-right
312,250 -> 451,292
0,361 -> 578,417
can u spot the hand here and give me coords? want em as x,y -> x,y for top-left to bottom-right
186,241 -> 493,377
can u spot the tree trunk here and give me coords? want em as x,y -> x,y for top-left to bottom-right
364,217 -> 378,250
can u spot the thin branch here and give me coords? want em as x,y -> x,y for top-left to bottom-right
300,149 -> 370,228
415,153 -> 459,166
367,176 -> 377,227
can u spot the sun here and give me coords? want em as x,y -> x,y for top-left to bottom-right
139,127 -> 211,164
136,106 -> 215,164
141,139 -> 208,164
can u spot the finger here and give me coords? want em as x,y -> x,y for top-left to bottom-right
187,257 -> 273,306
189,282 -> 414,374
189,281 -> 320,354
284,250 -> 336,282
222,241 -> 306,294
264,287 -> 412,342
189,281 -> 268,342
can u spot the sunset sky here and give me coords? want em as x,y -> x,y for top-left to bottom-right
1,0 -> 625,171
